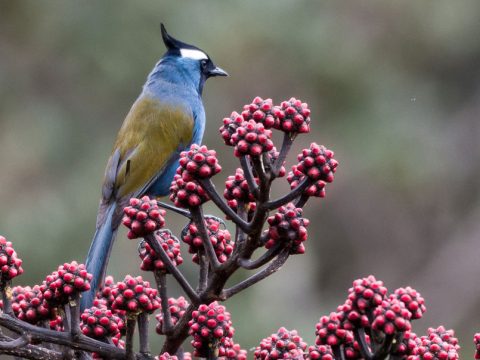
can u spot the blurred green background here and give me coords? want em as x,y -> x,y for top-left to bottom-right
1,0 -> 480,357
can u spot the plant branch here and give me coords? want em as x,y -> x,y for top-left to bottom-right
332,344 -> 347,360
272,133 -> 293,177
0,334 -> 30,350
1,284 -> 14,316
0,333 -> 62,360
190,207 -> 221,271
240,156 -> 259,198
0,313 -> 126,358
294,194 -> 309,208
154,271 -> 173,335
137,313 -> 150,356
353,327 -> 373,360
198,252 -> 208,292
198,179 -> 250,233
221,250 -> 290,299
373,333 -> 394,360
125,316 -> 136,360
69,293 -> 81,337
238,243 -> 283,270
144,234 -> 199,305
156,201 -> 191,219
161,305 -> 195,355
266,177 -> 311,210
251,155 -> 268,185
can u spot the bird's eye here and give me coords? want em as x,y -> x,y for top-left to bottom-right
200,59 -> 208,68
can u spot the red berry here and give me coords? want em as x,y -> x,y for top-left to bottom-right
122,196 -> 166,239
188,302 -> 234,358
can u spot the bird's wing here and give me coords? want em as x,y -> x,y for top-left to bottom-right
97,96 -> 194,226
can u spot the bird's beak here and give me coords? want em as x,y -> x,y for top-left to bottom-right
208,66 -> 229,77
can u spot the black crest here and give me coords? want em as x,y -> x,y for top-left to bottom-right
160,23 -> 197,51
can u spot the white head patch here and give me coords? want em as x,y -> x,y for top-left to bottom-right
180,48 -> 208,60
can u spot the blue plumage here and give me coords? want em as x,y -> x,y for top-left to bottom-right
82,25 -> 227,310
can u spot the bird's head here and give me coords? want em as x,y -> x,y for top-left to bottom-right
155,24 -> 227,94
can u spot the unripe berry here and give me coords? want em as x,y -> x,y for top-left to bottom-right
80,306 -> 124,339
182,217 -> 234,264
156,296 -> 189,335
273,98 -> 311,134
254,327 -> 307,360
139,230 -> 183,273
241,97 -> 277,129
231,120 -> 274,157
265,203 -> 309,254
42,261 -> 92,306
170,174 -> 209,208
122,196 -> 166,239
188,302 -> 234,358
111,275 -> 160,314
219,111 -> 245,146
0,236 -> 23,285
296,143 -> 338,183
178,144 -> 221,180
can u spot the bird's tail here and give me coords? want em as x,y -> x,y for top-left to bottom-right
81,203 -> 118,311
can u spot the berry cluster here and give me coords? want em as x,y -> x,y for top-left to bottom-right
316,312 -> 348,346
265,203 -> 309,254
42,261 -> 92,306
49,315 -> 64,332
266,147 -> 286,177
93,276 -> 116,309
169,174 -> 209,208
231,120 -> 274,157
287,165 -> 326,198
308,345 -> 335,360
241,97 -> 276,129
156,296 -> 189,335
391,331 -> 418,357
11,285 -> 51,324
122,196 -> 166,239
336,300 -> 369,330
139,230 -> 183,272
412,329 -> 459,360
224,168 -> 255,203
188,302 -> 234,358
347,275 -> 388,313
178,144 -> 221,180
157,354 -> 178,360
474,333 -> 480,360
254,327 -> 307,360
80,306 -> 123,339
296,143 -> 338,183
372,299 -> 412,335
111,275 -> 160,314
273,97 -> 311,134
219,340 -> 247,360
427,326 -> 459,349
0,236 -> 23,285
219,111 -> 245,146
391,286 -> 426,320
182,217 -> 233,264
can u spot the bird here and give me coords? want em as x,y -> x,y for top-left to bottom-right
81,24 -> 228,310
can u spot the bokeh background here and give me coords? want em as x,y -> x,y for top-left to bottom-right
1,0 -> 480,357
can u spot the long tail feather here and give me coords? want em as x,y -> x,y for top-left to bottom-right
81,204 -> 118,311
